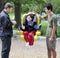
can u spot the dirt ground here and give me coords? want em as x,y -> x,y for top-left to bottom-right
0,37 -> 60,58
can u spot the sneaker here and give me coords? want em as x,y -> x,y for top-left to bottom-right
27,45 -> 31,48
25,42 -> 29,46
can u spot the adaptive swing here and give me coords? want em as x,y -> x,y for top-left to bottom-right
18,12 -> 41,42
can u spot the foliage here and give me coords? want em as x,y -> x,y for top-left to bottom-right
40,20 -> 47,36
57,26 -> 60,37
5,0 -> 60,13
46,0 -> 60,14
21,0 -> 47,13
40,20 -> 60,37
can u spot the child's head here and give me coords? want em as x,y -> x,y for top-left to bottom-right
27,15 -> 32,22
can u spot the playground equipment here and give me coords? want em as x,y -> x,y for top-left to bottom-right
18,12 -> 41,41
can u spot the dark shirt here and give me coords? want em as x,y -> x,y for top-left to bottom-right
0,10 -> 13,37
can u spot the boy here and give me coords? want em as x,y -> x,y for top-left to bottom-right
40,3 -> 57,58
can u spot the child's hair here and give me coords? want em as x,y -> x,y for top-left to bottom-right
27,14 -> 35,20
45,3 -> 53,11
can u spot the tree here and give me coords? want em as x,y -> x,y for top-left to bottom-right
5,0 -> 47,27
0,0 -> 5,12
21,0 -> 47,13
46,0 -> 60,13
14,1 -> 21,27
5,0 -> 60,28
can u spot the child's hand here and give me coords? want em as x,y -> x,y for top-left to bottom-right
18,25 -> 21,30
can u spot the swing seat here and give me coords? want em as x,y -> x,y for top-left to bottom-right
18,12 -> 41,41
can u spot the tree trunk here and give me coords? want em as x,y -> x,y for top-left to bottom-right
0,0 -> 4,12
14,2 -> 21,28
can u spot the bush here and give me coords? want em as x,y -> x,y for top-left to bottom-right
40,20 -> 60,37
40,20 -> 47,36
57,26 -> 60,37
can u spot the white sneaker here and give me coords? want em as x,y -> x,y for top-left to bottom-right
28,45 -> 30,48
25,42 -> 29,46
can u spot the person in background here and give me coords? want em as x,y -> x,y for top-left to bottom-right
0,3 -> 16,58
40,3 -> 57,58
